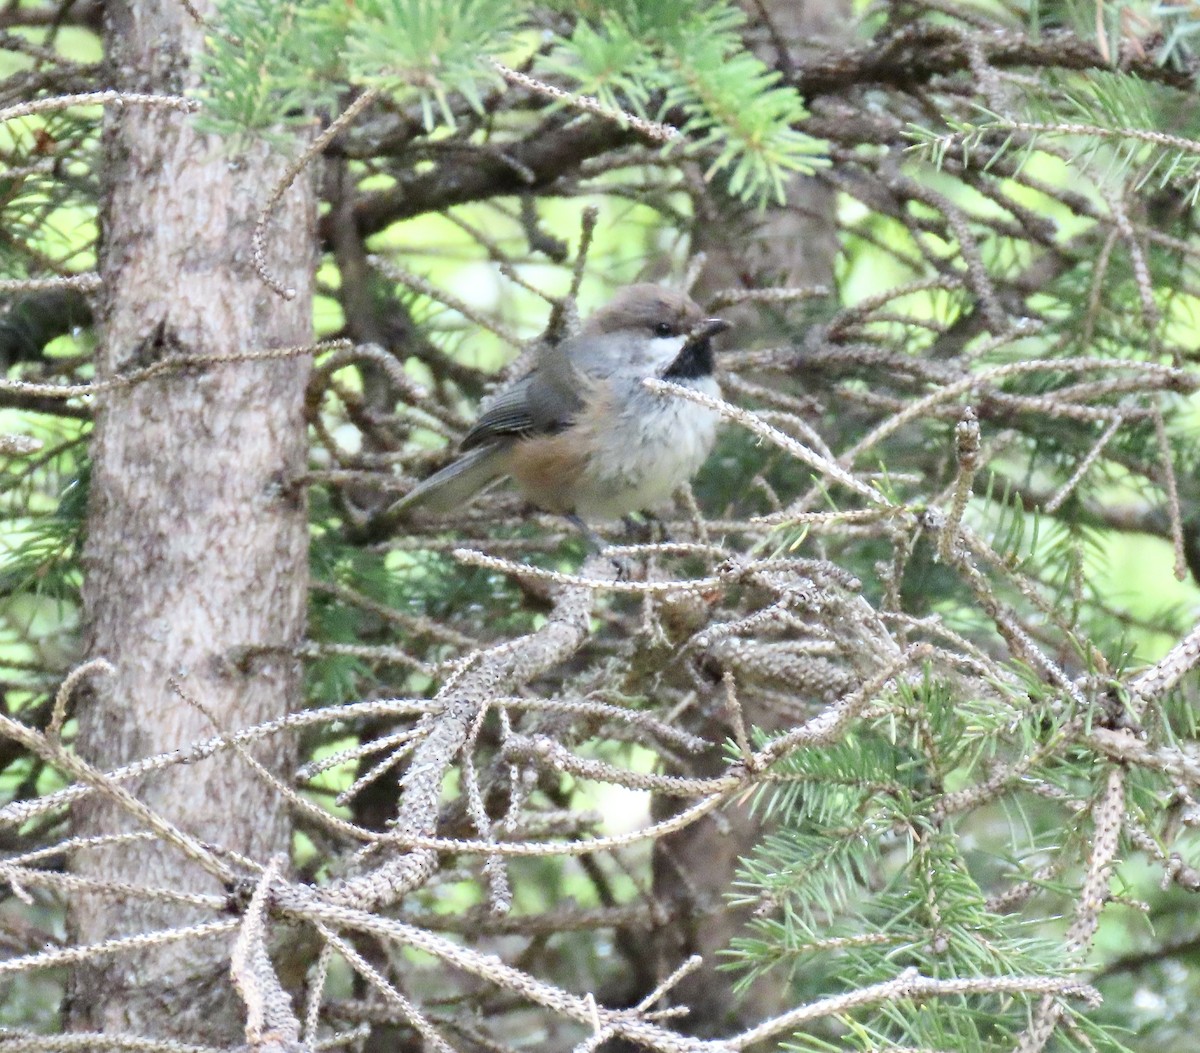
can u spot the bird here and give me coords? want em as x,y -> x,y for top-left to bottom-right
390,283 -> 731,531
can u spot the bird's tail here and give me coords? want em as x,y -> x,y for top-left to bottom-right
390,444 -> 508,518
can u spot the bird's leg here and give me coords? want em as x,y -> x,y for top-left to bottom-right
566,513 -> 606,552
566,514 -> 630,581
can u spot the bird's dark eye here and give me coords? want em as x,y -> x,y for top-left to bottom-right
654,321 -> 676,337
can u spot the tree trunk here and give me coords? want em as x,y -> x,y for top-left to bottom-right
67,0 -> 314,1040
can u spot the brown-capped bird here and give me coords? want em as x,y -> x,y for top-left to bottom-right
391,284 -> 730,524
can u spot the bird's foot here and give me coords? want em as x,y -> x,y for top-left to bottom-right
567,514 -> 631,580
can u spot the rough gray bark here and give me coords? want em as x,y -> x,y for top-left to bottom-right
67,0 -> 314,1040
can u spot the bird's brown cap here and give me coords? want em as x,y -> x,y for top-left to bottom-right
583,283 -> 707,339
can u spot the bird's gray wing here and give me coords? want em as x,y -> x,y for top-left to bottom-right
460,369 -> 583,451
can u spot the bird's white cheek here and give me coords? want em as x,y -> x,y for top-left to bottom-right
647,334 -> 687,370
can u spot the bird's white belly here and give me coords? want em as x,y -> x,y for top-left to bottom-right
571,378 -> 720,521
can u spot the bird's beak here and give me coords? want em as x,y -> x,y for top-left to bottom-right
692,317 -> 731,342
